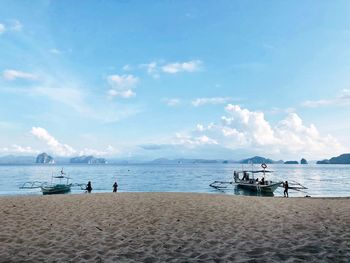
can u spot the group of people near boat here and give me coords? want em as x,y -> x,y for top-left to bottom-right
85,180 -> 118,193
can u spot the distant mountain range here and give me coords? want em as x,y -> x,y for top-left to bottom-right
316,153 -> 350,164
2,153 -> 350,165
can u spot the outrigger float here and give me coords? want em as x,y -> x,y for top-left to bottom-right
20,169 -> 86,195
210,163 -> 307,195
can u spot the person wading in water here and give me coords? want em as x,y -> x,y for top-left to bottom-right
113,181 -> 118,193
86,181 -> 92,193
283,181 -> 289,197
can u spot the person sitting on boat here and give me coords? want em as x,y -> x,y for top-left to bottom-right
242,172 -> 249,181
260,177 -> 265,185
86,181 -> 92,193
60,168 -> 65,175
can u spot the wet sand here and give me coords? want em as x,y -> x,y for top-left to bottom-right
0,193 -> 349,262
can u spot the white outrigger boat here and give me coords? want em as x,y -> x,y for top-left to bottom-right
210,163 -> 307,195
20,169 -> 85,195
233,169 -> 281,193
41,173 -> 72,195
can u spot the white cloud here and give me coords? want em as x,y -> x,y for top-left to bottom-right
0,145 -> 40,155
0,23 -> 5,34
31,127 -> 76,156
140,62 -> 160,78
107,88 -> 135,98
107,74 -> 138,98
174,133 -> 218,148
50,48 -> 61,54
3,69 -> 38,81
79,145 -> 119,156
174,104 -> 344,158
12,145 -> 39,154
192,97 -> 232,107
0,20 -> 22,34
33,86 -> 91,115
122,64 -> 132,71
163,98 -> 180,106
162,60 -> 202,74
11,20 -> 22,31
302,89 -> 350,108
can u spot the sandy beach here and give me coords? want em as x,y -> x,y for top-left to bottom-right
0,193 -> 349,262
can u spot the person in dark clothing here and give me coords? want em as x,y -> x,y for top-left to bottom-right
283,181 -> 289,197
113,181 -> 118,193
260,177 -> 265,185
86,181 -> 92,193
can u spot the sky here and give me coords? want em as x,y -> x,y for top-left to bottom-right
0,0 -> 350,160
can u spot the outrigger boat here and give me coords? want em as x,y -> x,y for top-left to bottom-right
20,169 -> 85,195
210,163 -> 307,195
41,173 -> 71,195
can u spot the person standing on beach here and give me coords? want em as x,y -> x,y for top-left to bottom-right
86,181 -> 92,193
283,181 -> 289,197
113,181 -> 118,193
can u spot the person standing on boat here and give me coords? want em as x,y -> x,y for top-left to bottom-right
86,181 -> 92,193
283,181 -> 289,197
113,181 -> 118,193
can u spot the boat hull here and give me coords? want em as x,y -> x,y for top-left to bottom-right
236,182 -> 281,193
41,184 -> 71,195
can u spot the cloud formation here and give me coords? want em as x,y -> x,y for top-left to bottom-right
175,104 -> 343,158
11,20 -> 22,31
174,133 -> 218,148
31,127 -> 76,156
192,97 -> 232,107
107,74 -> 138,98
162,98 -> 180,106
3,69 -> 38,81
162,60 -> 202,74
302,89 -> 350,108
0,23 -> 5,34
0,145 -> 39,155
0,20 -> 22,34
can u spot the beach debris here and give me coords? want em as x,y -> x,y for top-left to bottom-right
95,226 -> 103,231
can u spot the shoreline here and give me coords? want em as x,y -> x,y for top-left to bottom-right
1,192 -> 349,262
1,191 -> 350,199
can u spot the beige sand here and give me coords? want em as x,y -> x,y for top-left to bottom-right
0,193 -> 349,262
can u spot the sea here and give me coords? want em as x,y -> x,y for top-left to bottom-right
0,164 -> 349,197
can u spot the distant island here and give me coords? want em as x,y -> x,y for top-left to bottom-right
317,153 -> 350,164
36,153 -> 55,164
70,155 -> 107,164
284,161 -> 298,164
239,156 -> 275,164
300,158 -> 308,164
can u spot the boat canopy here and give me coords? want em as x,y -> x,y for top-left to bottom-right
53,175 -> 71,179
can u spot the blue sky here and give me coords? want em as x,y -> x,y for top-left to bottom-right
0,0 -> 350,160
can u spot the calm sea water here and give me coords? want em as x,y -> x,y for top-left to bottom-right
0,164 -> 349,197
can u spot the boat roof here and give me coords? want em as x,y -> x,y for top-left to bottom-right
236,170 -> 273,173
53,175 -> 71,179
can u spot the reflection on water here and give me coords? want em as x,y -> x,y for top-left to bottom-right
0,163 -> 349,197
